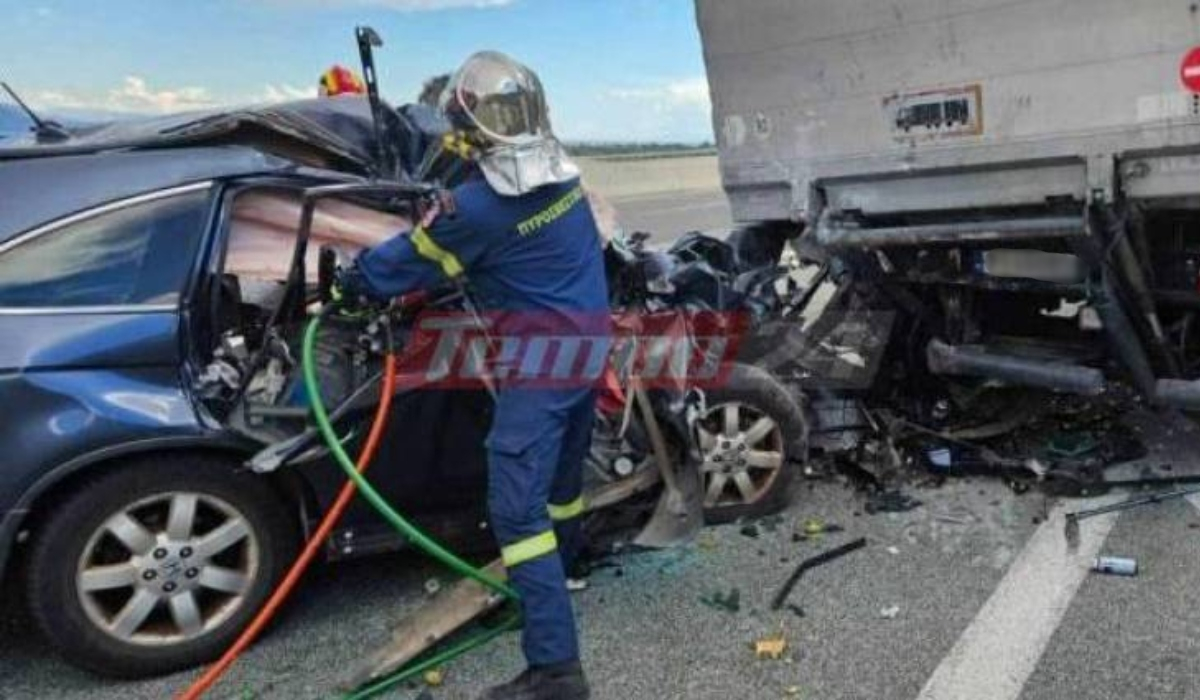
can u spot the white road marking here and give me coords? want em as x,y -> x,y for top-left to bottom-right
915,495 -> 1122,700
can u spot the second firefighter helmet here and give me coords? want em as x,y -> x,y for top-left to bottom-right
318,65 -> 366,98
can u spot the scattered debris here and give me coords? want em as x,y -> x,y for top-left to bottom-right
740,524 -> 761,539
760,514 -> 786,533
879,605 -> 900,619
1046,432 -> 1099,459
1065,484 -> 1200,550
423,578 -> 441,596
886,546 -> 900,555
771,537 -> 868,611
701,588 -> 742,613
932,512 -> 974,526
784,686 -> 804,697
1093,556 -> 1138,577
566,577 -> 589,592
422,668 -> 445,687
865,490 -> 922,514
753,629 -> 789,660
804,518 -> 844,535
792,518 -> 845,541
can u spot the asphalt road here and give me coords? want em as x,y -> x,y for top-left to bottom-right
4,191 -> 1200,700
610,189 -> 735,241
2,413 -> 1198,700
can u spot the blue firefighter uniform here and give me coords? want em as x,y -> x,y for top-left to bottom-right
344,176 -> 609,668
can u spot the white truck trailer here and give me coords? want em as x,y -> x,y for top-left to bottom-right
697,0 -> 1200,434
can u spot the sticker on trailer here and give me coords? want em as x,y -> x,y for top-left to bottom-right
884,84 -> 983,142
1183,47 -> 1200,93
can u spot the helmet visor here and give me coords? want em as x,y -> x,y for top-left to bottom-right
443,52 -> 550,144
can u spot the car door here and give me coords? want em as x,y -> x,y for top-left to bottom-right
199,183 -> 492,555
0,183 -> 217,522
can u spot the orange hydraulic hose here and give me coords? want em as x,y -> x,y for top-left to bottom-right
178,353 -> 397,700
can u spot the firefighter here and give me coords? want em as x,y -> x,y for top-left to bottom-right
338,51 -> 603,700
318,64 -> 366,97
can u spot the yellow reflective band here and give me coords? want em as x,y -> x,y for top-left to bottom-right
501,530 -> 558,568
410,226 -> 464,279
516,186 -> 584,237
548,496 -> 585,521
442,131 -> 477,159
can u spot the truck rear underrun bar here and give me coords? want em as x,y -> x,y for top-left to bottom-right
814,212 -> 1087,249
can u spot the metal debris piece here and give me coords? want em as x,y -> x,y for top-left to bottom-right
631,383 -> 704,548
933,512 -> 973,526
771,537 -> 868,611
423,578 -> 441,596
1092,556 -> 1138,576
1065,484 -> 1200,551
753,631 -> 788,660
886,546 -> 900,555
865,490 -> 922,514
879,605 -> 900,619
1047,432 -> 1099,459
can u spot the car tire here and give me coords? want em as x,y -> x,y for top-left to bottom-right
697,363 -> 807,524
25,453 -> 297,678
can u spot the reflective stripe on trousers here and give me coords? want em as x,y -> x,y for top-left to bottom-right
487,388 -> 595,666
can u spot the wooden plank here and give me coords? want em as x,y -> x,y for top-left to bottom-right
339,468 -> 661,691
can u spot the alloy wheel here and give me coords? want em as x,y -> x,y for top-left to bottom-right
696,401 -> 786,508
75,492 -> 260,646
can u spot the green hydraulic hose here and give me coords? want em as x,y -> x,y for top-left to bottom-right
302,311 -> 520,698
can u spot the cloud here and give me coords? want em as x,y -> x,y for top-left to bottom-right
109,76 -> 216,112
259,84 -> 315,103
568,77 -> 714,142
31,77 -> 316,115
608,78 -> 711,111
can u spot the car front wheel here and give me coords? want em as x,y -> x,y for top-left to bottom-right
25,454 -> 297,678
696,363 -> 807,523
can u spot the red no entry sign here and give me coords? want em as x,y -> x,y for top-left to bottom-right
1183,47 -> 1200,93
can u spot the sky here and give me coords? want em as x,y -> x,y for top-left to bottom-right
1,0 -> 715,143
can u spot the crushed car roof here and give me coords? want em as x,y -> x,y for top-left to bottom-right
0,146 -> 298,243
0,97 -> 385,175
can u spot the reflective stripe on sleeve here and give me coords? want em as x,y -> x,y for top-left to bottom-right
410,226 -> 465,279
500,530 -> 558,568
548,496 -> 585,521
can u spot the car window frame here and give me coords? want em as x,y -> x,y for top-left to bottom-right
0,181 -> 215,315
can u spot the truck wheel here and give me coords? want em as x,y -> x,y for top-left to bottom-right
25,454 -> 297,678
696,363 -> 807,523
